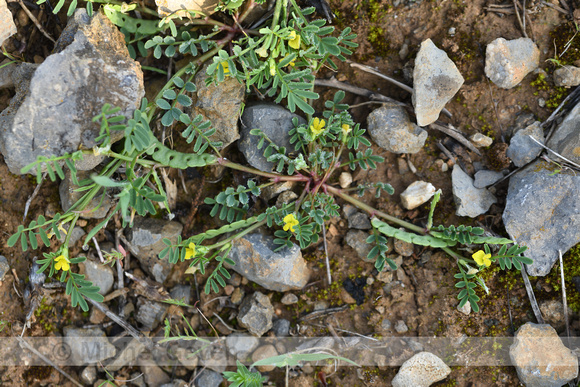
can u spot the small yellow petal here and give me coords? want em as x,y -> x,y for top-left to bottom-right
288,31 -> 301,50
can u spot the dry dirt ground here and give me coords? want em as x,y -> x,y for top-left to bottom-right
1,0 -> 580,385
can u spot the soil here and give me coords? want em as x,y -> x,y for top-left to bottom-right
1,0 -> 579,386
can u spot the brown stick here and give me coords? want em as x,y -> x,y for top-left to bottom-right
430,122 -> 482,156
16,0 -> 56,44
513,0 -> 529,39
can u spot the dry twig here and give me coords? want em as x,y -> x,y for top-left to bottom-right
16,0 -> 56,43
23,173 -> 46,222
430,122 -> 482,156
513,0 -> 529,38
520,264 -> 545,324
314,78 -> 406,106
559,250 -> 570,343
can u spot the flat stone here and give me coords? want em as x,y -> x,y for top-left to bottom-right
412,39 -> 464,126
141,364 -> 170,386
238,292 -> 274,337
510,323 -> 578,387
395,320 -> 408,333
156,0 -> 218,17
553,65 -> 580,87
546,101 -> 580,166
193,369 -> 223,387
136,299 -> 168,331
281,293 -> 299,305
452,164 -> 497,217
272,319 -> 291,337
485,37 -> 539,89
252,344 -> 278,372
503,160 -> 580,276
228,233 -> 310,292
367,103 -> 427,154
470,133 -> 493,148
400,181 -> 436,210
507,121 -> 544,167
63,326 -> 116,364
106,339 -> 146,371
79,258 -> 114,296
473,170 -> 504,188
169,284 -> 191,305
392,352 -> 451,387
394,238 -> 414,257
345,230 -> 373,261
226,333 -> 259,360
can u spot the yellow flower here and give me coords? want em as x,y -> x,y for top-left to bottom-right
54,255 -> 70,271
220,61 -> 230,75
288,30 -> 301,50
472,250 -> 492,267
341,124 -> 351,136
283,214 -> 299,233
184,242 -> 196,260
310,118 -> 326,137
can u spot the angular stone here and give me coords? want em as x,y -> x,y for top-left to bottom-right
228,233 -> 310,292
345,229 -> 372,261
507,121 -> 544,167
470,133 -> 493,148
413,39 -> 464,126
106,339 -> 146,372
226,333 -> 259,360
63,326 -> 116,364
238,292 -> 274,337
367,104 -> 427,154
136,299 -> 168,331
473,170 -> 504,189
126,217 -> 183,283
485,37 -> 540,89
451,165 -> 497,217
546,101 -> 580,166
392,352 -> 451,387
193,369 -> 223,387
553,65 -> 580,88
510,323 -> 578,387
156,0 -> 218,17
0,0 -> 16,47
503,160 -> 580,276
0,10 -> 144,175
79,258 -> 114,296
400,181 -> 436,210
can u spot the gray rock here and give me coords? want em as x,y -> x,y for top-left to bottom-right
281,293 -> 298,305
470,133 -> 493,148
412,39 -> 464,126
238,292 -> 274,337
57,225 -> 86,246
485,37 -> 539,89
262,181 -> 294,201
503,160 -> 580,276
228,233 -> 310,292
451,165 -> 497,217
510,323 -> 578,387
60,170 -> 113,220
79,258 -> 114,296
194,369 -> 223,387
272,319 -> 291,337
0,255 -> 9,281
553,65 -> 580,87
174,347 -> 198,370
169,284 -> 191,305
239,104 -> 306,172
188,63 -> 245,150
507,121 -> 544,167
348,212 -> 372,230
160,380 -> 187,387
126,217 -> 183,283
199,341 -> 228,373
539,300 -> 572,331
74,153 -> 106,171
226,333 -> 259,360
400,181 -> 436,210
141,364 -> 170,386
63,326 -> 116,364
106,339 -> 146,372
473,170 -> 504,188
0,10 -> 143,175
394,238 -> 414,257
367,104 -> 427,154
136,299 -> 168,331
381,318 -> 392,331
395,320 -> 409,333
546,101 -> 580,166
276,190 -> 298,208
392,352 -> 451,387
80,366 -> 97,385
252,344 -> 278,372
345,230 -> 373,261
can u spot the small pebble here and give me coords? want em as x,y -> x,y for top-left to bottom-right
538,98 -> 546,108
339,172 -> 353,188
381,318 -> 392,331
230,288 -> 244,305
470,133 -> 493,148
281,293 -> 298,305
457,301 -> 471,315
395,320 -> 409,333
224,285 -> 234,296
17,10 -> 29,27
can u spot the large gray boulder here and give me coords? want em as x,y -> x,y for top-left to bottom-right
0,10 -> 144,175
485,37 -> 539,89
412,39 -> 464,126
367,104 -> 427,154
546,101 -> 580,166
228,232 -> 310,291
503,160 -> 580,276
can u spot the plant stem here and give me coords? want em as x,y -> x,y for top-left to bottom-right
219,159 -> 309,182
205,218 -> 267,250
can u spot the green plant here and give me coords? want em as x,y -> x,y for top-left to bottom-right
7,0 -> 531,314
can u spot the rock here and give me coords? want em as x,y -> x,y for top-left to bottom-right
507,121 -> 544,167
392,352 -> 451,387
252,344 -> 278,372
174,347 -> 198,370
79,258 -> 114,296
503,160 -> 580,276
136,299 -> 168,331
272,319 -> 291,337
239,104 -> 306,172
339,172 -> 353,188
0,255 -> 9,281
470,133 -> 494,148
381,318 -> 392,331
457,301 -> 471,315
60,170 -> 113,220
377,270 -> 394,283
80,366 -> 97,385
345,230 -> 372,261
193,369 -> 223,387
0,0 -> 16,47
400,181 -> 436,210
395,320 -> 409,333
546,101 -> 580,166
186,63 -> 245,150
367,103 -> 428,154
340,288 -> 357,304
473,170 -> 504,188
412,39 -> 464,126
231,287 -> 244,305
238,292 -> 275,337
510,323 -> 578,387
228,233 -> 310,292
199,341 -> 228,373
553,65 -> 580,87
314,300 -> 328,311
276,190 -> 298,208
394,238 -> 414,257
0,10 -> 144,175
540,300 -> 571,331
106,339 -> 146,372
485,37 -> 540,89
347,212 -> 372,230
169,284 -> 191,305
281,293 -> 299,305
156,0 -> 218,16
141,364 -> 170,386
126,217 -> 183,283
63,326 -> 116,364
451,164 -> 497,217
57,226 -> 86,246
226,333 -> 260,360
262,181 -> 294,201
161,380 -> 187,387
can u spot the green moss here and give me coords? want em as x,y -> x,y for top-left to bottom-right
545,243 -> 580,311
